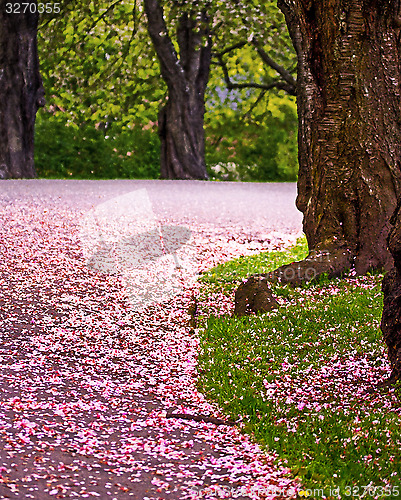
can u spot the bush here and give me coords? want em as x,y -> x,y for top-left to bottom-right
35,104 -> 298,182
205,104 -> 298,182
34,112 -> 161,179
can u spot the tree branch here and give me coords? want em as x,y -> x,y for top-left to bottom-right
87,0 -> 124,33
251,37 -> 297,90
242,89 -> 267,121
175,8 -> 212,95
216,53 -> 296,95
213,0 -> 297,96
213,41 -> 247,57
88,22 -> 137,89
195,10 -> 212,94
143,0 -> 185,88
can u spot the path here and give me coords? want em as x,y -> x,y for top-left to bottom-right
0,180 -> 302,499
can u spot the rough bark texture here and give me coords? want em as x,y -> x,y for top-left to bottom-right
275,0 -> 401,283
0,0 -> 45,179
144,0 -> 210,180
381,201 -> 401,382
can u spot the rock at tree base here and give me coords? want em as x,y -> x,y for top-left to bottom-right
234,277 -> 278,317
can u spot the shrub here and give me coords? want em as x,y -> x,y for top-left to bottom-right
34,112 -> 161,179
205,104 -> 298,182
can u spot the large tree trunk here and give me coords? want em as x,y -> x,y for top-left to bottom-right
144,0 -> 210,180
274,0 -> 401,283
0,0 -> 45,179
381,201 -> 401,383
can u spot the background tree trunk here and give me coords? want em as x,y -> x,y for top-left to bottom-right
144,0 -> 210,180
0,0 -> 45,179
276,0 -> 401,282
158,81 -> 207,180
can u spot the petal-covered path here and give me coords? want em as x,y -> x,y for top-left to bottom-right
0,180 -> 302,499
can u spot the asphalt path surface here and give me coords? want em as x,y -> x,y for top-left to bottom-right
0,180 -> 303,500
0,179 -> 302,232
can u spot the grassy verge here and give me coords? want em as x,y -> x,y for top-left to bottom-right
197,237 -> 401,498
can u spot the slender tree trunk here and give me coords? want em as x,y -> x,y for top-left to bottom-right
275,0 -> 401,283
158,85 -> 207,180
0,0 -> 45,179
144,0 -> 210,180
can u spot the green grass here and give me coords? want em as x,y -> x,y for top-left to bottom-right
197,237 -> 401,498
198,237 -> 308,292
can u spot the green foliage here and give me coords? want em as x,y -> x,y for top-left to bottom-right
213,0 -> 295,74
35,111 -> 160,179
205,97 -> 298,181
36,0 -> 298,181
197,240 -> 401,493
37,1 -> 163,179
38,1 -> 164,127
205,33 -> 298,182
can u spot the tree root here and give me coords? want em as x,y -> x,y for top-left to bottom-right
255,246 -> 353,286
166,408 -> 237,426
187,296 -> 198,328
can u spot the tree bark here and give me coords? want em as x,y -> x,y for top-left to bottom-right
0,0 -> 45,179
381,200 -> 401,383
144,0 -> 210,180
274,0 -> 401,282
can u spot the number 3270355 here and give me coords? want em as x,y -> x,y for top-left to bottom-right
6,3 -> 61,14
